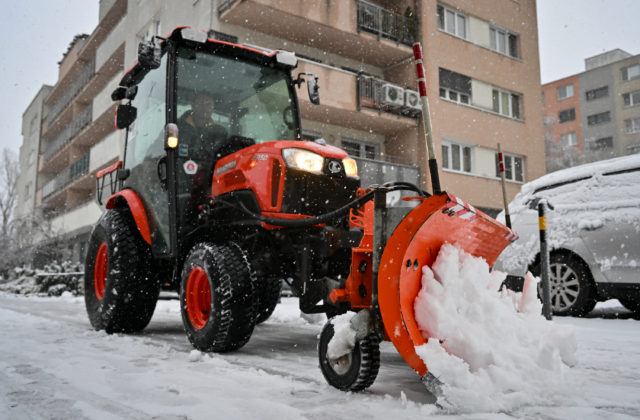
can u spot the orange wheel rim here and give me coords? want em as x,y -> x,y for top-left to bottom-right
186,266 -> 212,330
93,242 -> 108,301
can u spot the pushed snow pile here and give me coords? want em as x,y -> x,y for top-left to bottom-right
414,243 -> 576,413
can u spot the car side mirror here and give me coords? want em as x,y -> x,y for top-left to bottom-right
115,104 -> 137,129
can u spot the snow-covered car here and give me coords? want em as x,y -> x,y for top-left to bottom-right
495,154 -> 640,316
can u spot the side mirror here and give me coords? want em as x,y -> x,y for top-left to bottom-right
307,76 -> 320,105
138,37 -> 161,69
295,72 -> 320,105
115,104 -> 137,129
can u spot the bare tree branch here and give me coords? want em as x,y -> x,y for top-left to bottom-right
0,148 -> 19,237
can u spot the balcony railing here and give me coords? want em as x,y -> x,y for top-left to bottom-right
357,0 -> 416,46
217,0 -> 239,16
46,57 -> 96,127
43,104 -> 93,162
358,75 -> 420,118
354,156 -> 420,203
42,152 -> 90,199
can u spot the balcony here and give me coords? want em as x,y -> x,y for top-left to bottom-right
42,152 -> 91,208
45,58 -> 96,127
40,102 -> 117,176
218,0 -> 416,67
357,0 -> 416,47
43,105 -> 93,162
297,61 -> 417,135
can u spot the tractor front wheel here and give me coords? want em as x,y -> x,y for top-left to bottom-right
180,242 -> 256,352
84,209 -> 159,333
318,321 -> 380,392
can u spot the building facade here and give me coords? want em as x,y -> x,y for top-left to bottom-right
541,49 -> 640,172
19,0 -> 544,263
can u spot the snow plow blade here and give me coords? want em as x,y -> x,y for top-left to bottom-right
378,192 -> 517,379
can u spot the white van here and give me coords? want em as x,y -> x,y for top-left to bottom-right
495,154 -> 640,316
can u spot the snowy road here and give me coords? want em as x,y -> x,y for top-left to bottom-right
1,292 -> 639,419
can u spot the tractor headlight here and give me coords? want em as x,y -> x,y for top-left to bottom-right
282,148 -> 324,174
343,158 -> 358,178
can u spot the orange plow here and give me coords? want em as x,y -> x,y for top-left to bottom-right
320,189 -> 517,393
317,42 -> 517,394
378,192 -> 516,380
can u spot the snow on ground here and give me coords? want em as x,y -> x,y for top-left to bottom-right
1,291 -> 639,419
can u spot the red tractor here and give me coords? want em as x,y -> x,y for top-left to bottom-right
86,27 -> 515,392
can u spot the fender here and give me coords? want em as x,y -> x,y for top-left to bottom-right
105,189 -> 152,245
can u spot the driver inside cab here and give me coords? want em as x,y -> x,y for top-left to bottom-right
177,91 -> 228,158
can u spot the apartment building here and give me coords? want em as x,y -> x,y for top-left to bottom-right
542,49 -> 640,171
18,0 -> 544,262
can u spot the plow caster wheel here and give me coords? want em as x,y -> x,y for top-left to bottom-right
180,242 -> 256,352
318,321 -> 380,392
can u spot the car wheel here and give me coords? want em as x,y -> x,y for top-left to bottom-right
618,295 -> 640,315
534,253 -> 597,316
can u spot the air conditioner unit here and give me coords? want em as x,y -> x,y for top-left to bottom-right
381,84 -> 405,108
404,89 -> 421,111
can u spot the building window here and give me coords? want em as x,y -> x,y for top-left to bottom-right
439,68 -> 471,104
622,64 -> 640,81
558,108 -> 576,123
561,132 -> 578,147
587,111 -> 611,126
437,4 -> 466,39
492,89 -> 521,119
342,138 -> 378,160
590,137 -> 613,150
495,152 -> 524,182
585,86 -> 609,101
442,141 -> 472,173
622,90 -> 640,107
489,26 -> 519,58
625,117 -> 640,134
557,84 -> 574,100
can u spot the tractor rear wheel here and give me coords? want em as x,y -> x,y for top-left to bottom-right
84,208 -> 159,333
255,277 -> 282,324
180,242 -> 256,352
318,321 -> 380,392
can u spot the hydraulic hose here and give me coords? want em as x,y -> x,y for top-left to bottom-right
217,183 -> 429,228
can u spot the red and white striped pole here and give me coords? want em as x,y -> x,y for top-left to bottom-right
497,143 -> 512,229
412,42 -> 441,195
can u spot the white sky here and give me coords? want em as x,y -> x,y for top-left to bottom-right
1,0 -> 639,156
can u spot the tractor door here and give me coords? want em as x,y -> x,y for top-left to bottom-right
122,54 -> 171,256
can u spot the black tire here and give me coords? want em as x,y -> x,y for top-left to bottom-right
533,253 -> 597,317
618,294 -> 640,315
255,277 -> 282,324
318,321 -> 380,392
180,242 -> 256,352
84,209 -> 159,333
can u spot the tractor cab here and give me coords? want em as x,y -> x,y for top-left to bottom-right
109,27 -> 318,257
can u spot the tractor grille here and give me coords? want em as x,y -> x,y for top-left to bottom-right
280,168 -> 360,216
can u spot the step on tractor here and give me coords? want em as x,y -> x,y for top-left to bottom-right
85,27 -> 516,393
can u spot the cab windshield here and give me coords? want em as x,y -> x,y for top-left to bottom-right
175,45 -> 300,144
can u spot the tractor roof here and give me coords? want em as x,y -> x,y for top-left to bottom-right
117,26 -> 296,88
